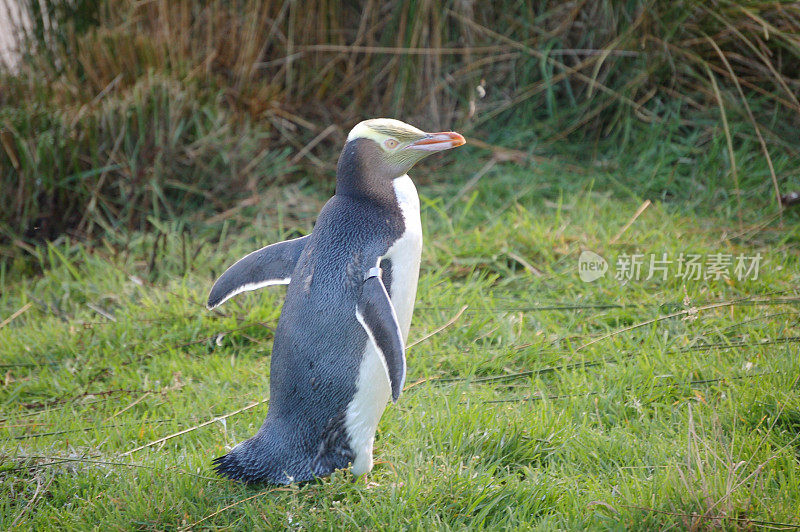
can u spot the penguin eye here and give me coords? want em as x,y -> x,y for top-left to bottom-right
384,138 -> 399,150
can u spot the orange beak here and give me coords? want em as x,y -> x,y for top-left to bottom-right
407,131 -> 466,152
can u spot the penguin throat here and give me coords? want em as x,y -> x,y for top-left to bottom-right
335,139 -> 400,204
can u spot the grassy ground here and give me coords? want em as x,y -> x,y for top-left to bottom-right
1,151 -> 799,529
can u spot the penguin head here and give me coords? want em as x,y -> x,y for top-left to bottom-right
342,118 -> 466,181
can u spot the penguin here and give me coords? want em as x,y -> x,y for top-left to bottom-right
207,118 -> 465,484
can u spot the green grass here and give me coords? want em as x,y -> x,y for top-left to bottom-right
1,152 -> 799,530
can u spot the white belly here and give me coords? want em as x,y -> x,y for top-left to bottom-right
346,174 -> 422,476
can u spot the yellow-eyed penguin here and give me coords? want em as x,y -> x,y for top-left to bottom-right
207,118 -> 465,484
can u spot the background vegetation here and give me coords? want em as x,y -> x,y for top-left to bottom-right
1,0 -> 799,529
1,0 -> 799,244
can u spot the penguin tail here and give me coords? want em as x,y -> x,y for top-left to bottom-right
212,446 -> 291,485
211,452 -> 252,483
211,434 -> 312,485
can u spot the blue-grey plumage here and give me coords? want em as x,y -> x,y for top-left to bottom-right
207,236 -> 309,309
209,119 -> 465,484
357,267 -> 406,402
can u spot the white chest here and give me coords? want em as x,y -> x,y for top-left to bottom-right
345,174 -> 422,477
383,175 -> 423,341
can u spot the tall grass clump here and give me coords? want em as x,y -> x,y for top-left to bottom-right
1,76 -> 291,243
1,0 -> 799,242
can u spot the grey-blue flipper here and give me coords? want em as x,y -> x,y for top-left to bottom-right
207,235 -> 309,309
356,267 -> 406,402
